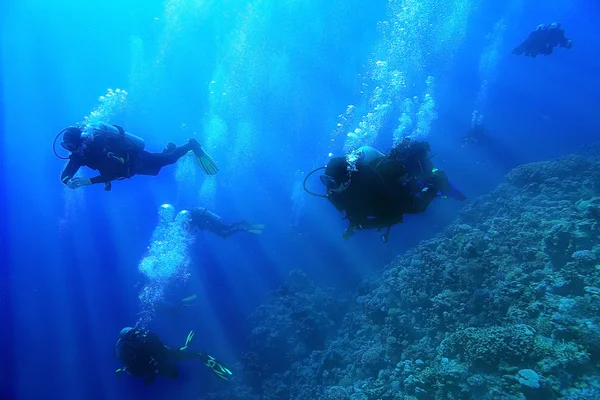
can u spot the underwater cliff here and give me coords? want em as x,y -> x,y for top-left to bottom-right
209,148 -> 600,400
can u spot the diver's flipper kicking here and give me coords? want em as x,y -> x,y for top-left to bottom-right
114,327 -> 232,384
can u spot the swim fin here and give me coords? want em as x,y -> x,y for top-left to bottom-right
180,293 -> 198,307
180,330 -> 195,351
445,184 -> 467,201
201,354 -> 233,381
194,147 -> 219,175
439,182 -> 467,201
245,222 -> 264,234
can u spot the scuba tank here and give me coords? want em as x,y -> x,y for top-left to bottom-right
356,145 -> 386,165
91,122 -> 145,151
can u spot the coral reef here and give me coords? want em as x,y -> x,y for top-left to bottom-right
211,151 -> 600,399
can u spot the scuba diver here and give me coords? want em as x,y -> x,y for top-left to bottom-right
462,120 -> 490,147
304,139 -> 466,242
115,327 -> 232,385
512,22 -> 572,58
54,122 -> 219,191
156,294 -> 198,316
186,207 -> 264,238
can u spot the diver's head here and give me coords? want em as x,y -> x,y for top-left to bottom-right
321,156 -> 351,193
551,22 -> 561,29
60,127 -> 83,152
119,327 -> 134,339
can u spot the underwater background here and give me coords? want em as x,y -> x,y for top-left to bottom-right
1,0 -> 600,399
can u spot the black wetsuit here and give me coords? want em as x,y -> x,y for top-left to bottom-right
326,141 -> 465,237
463,123 -> 490,146
117,328 -> 206,385
60,134 -> 194,186
189,207 -> 249,238
327,153 -> 438,231
512,24 -> 572,58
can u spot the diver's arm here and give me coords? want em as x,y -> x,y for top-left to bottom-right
60,158 -> 82,184
89,170 -> 122,185
89,175 -> 112,184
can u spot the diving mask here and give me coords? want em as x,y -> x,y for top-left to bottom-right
60,141 -> 78,152
320,174 -> 351,193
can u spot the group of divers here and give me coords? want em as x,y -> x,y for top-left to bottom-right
52,23 -> 570,387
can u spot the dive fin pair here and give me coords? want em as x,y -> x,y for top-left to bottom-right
180,330 -> 233,381
189,147 -> 219,175
203,354 -> 233,381
246,223 -> 265,235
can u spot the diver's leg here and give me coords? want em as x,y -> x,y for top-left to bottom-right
170,348 -> 203,362
163,142 -> 177,153
157,363 -> 179,379
134,141 -> 195,176
212,222 -> 242,238
162,140 -> 195,165
402,186 -> 438,214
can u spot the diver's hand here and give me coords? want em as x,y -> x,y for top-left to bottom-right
67,177 -> 92,189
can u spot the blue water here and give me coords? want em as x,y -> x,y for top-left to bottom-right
1,0 -> 599,399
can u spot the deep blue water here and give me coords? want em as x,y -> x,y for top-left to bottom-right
1,0 -> 599,399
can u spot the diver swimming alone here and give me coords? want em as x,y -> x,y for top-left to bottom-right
114,327 -> 232,385
462,121 -> 491,147
54,122 -> 219,191
512,22 -> 572,58
304,139 -> 466,242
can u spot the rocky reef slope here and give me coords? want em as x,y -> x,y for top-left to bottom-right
212,152 -> 600,400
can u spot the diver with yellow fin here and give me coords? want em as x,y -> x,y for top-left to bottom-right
115,327 -> 232,385
54,122 -> 218,191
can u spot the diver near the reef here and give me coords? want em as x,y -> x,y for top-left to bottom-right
54,122 -> 219,191
186,207 -> 264,238
462,120 -> 490,146
512,22 -> 572,58
114,327 -> 232,385
304,139 -> 466,242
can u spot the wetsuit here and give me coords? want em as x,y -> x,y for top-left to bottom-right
60,135 -> 194,186
327,157 -> 439,231
189,207 -> 250,238
463,123 -> 491,146
512,24 -> 572,58
325,141 -> 465,239
117,328 -> 207,385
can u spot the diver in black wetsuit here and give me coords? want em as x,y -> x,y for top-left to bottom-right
187,207 -> 264,238
115,327 -> 231,385
311,140 -> 466,242
462,121 -> 490,147
512,22 -> 572,58
56,123 -> 218,191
